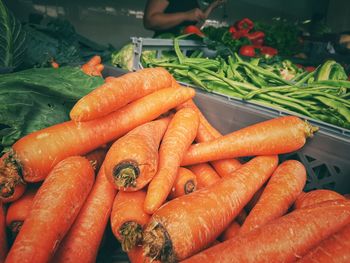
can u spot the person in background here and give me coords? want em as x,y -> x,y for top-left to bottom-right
144,0 -> 225,36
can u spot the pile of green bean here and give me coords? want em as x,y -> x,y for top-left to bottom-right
143,38 -> 350,129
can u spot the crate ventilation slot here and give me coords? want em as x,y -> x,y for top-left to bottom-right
313,164 -> 331,180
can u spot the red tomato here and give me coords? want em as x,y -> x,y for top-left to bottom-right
260,46 -> 278,56
239,45 -> 256,57
305,66 -> 316,72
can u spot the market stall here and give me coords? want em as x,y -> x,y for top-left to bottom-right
1,0 -> 350,262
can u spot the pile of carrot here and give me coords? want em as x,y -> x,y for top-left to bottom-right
0,60 -> 349,263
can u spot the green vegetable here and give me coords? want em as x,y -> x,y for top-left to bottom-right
111,43 -> 134,71
0,66 -> 103,152
0,0 -> 26,69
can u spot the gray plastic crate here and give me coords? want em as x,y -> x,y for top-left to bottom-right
131,37 -> 350,141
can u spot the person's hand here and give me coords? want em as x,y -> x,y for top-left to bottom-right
185,8 -> 206,22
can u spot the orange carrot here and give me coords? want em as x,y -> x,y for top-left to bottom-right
245,186 -> 265,212
0,201 -> 7,263
169,167 -> 197,199
188,163 -> 220,189
0,87 -> 195,193
182,199 -> 350,263
110,190 -> 150,252
144,108 -> 199,214
6,187 -> 37,240
52,163 -> 116,263
219,221 -> 240,242
181,116 -> 318,166
71,67 -> 175,121
177,99 -> 242,177
240,160 -> 306,235
51,60 -> 59,68
81,55 -> 103,77
104,118 -> 170,191
294,189 -> 345,209
85,146 -> 108,172
5,156 -> 94,263
297,224 -> 350,263
143,155 -> 278,262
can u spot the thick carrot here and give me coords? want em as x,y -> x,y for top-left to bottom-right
219,221 -> 240,242
6,187 -> 37,240
81,55 -> 103,77
297,224 -> 350,263
144,108 -> 199,214
169,167 -> 197,199
52,164 -> 117,263
143,155 -> 278,262
0,202 -> 7,263
110,190 -> 150,252
177,99 -> 242,177
71,67 -> 174,121
0,154 -> 26,203
240,160 -> 306,235
5,156 -> 94,263
85,146 -> 108,172
182,200 -> 350,263
294,189 -> 345,209
188,163 -> 220,189
181,116 -> 318,166
0,87 -> 195,190
104,118 -> 170,191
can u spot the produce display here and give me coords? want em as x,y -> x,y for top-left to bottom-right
0,61 -> 349,263
141,38 -> 350,130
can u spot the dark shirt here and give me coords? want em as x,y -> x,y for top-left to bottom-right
154,0 -> 199,37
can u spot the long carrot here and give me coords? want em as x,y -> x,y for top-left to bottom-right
169,167 -> 197,199
0,201 -> 7,263
0,154 -> 26,203
297,224 -> 350,263
144,108 -> 199,214
71,67 -> 174,121
182,199 -> 350,263
85,146 -> 108,172
181,116 -> 318,166
188,163 -> 220,189
110,190 -> 150,252
177,99 -> 242,177
6,187 -> 37,240
294,189 -> 345,209
0,87 -> 195,192
52,164 -> 117,263
5,156 -> 94,263
143,155 -> 278,262
127,246 -> 159,263
104,118 -> 170,191
240,160 -> 306,235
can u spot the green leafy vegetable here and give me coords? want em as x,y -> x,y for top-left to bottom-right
0,66 -> 104,152
0,0 -> 26,69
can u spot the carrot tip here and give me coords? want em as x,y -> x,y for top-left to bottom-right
119,221 -> 143,252
184,180 -> 196,194
0,152 -> 25,199
113,160 -> 140,188
304,121 -> 319,138
143,221 -> 175,263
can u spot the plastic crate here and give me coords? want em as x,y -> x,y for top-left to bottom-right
101,66 -> 350,262
131,37 -> 350,141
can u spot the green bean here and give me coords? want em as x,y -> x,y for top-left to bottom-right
244,86 -> 298,99
295,70 -> 316,86
315,96 -> 350,122
187,71 -> 210,91
266,92 -> 319,111
291,71 -> 308,82
286,90 -> 350,107
174,38 -> 185,64
243,67 -> 267,87
310,80 -> 350,88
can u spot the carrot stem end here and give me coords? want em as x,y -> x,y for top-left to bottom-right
113,160 -> 140,188
119,221 -> 143,252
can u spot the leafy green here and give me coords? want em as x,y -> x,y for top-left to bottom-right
0,66 -> 104,152
111,43 -> 134,71
0,0 -> 26,69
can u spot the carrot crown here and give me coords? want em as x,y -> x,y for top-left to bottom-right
304,121 -> 319,138
0,151 -> 25,198
143,221 -> 176,263
119,221 -> 143,252
184,180 -> 196,194
113,160 -> 140,188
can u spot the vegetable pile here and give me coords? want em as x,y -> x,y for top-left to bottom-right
1,62 -> 350,263
142,38 -> 350,129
